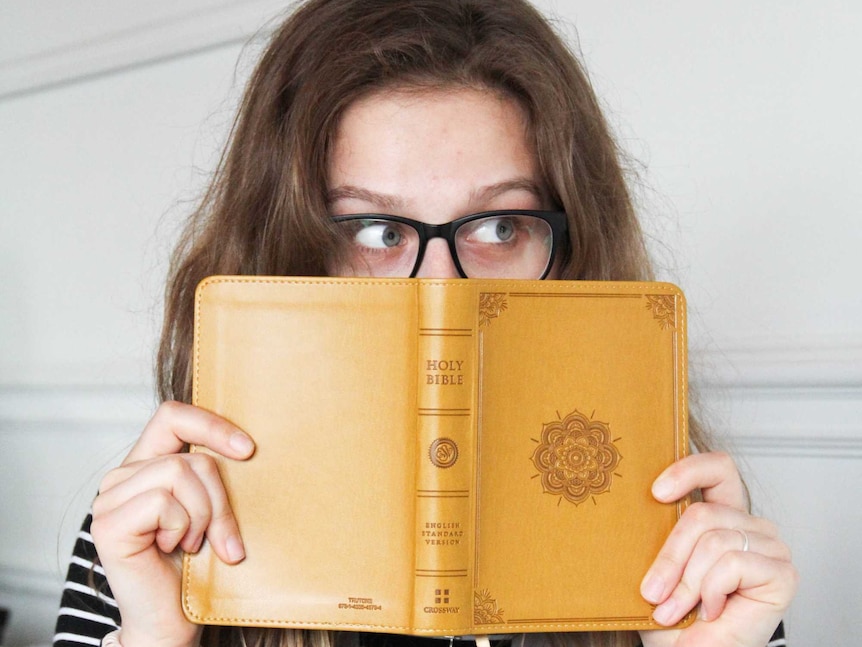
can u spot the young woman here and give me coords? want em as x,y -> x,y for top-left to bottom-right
54,1 -> 797,646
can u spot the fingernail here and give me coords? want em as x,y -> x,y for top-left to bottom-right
641,572 -> 665,604
653,598 -> 677,625
229,431 -> 255,456
698,604 -> 710,622
226,535 -> 246,563
652,476 -> 674,500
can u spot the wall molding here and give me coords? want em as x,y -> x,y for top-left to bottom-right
692,335 -> 862,388
696,379 -> 861,458
0,565 -> 61,599
0,0 -> 287,100
0,384 -> 154,428
730,433 -> 862,459
1,339 -> 860,457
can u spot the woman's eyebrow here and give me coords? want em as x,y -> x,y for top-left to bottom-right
469,178 -> 544,205
327,178 -> 544,211
325,186 -> 404,211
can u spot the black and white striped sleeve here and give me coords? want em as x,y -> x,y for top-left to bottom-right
766,621 -> 787,647
53,513 -> 121,647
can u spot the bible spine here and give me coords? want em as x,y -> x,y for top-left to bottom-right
412,282 -> 478,634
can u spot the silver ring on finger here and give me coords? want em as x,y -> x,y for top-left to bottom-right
731,527 -> 750,552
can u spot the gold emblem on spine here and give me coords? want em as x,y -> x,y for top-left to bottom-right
473,589 -> 505,625
478,292 -> 508,327
531,410 -> 621,506
429,438 -> 459,468
645,294 -> 676,329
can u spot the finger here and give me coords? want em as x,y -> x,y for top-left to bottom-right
124,401 -> 255,464
699,552 -> 798,623
640,502 -> 777,605
92,488 -> 192,560
96,454 -> 214,554
651,528 -> 792,625
652,452 -> 747,510
655,553 -> 796,647
184,454 -> 246,564
96,453 -> 245,563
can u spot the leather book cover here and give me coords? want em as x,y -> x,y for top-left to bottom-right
182,276 -> 692,634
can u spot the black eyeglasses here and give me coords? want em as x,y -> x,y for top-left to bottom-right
331,210 -> 568,279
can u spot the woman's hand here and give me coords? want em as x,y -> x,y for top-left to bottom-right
90,401 -> 255,647
638,452 -> 798,647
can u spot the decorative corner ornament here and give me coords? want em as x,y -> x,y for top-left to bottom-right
474,589 -> 505,624
644,294 -> 676,330
478,292 -> 508,328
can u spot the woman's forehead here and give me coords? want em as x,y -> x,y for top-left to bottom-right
327,87 -> 540,215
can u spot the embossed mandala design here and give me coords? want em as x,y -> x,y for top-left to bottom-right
473,589 -> 505,624
478,292 -> 508,327
531,410 -> 621,505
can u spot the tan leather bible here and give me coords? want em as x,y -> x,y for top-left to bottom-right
182,276 -> 693,634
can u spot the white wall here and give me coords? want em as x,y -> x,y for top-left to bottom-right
1,2 -> 860,646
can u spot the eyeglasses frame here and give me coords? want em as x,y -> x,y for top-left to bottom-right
331,210 -> 568,279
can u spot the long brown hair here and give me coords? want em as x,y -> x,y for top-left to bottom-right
157,1 -> 700,645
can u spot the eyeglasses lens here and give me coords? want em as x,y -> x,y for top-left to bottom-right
454,214 -> 552,279
337,218 -> 420,277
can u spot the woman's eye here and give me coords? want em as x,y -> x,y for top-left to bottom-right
470,217 -> 516,244
354,222 -> 403,248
